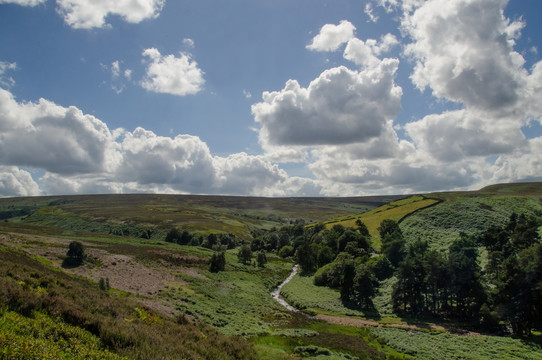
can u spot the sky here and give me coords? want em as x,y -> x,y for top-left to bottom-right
0,0 -> 541,197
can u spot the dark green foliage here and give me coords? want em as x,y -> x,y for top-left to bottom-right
98,277 -> 110,291
366,255 -> 393,281
165,228 -> 181,243
209,251 -> 226,272
313,253 -> 354,288
481,213 -> 542,336
165,228 -> 194,245
447,234 -> 485,318
355,219 -> 370,237
392,235 -> 485,318
295,241 -> 317,273
278,245 -> 294,258
63,241 -> 84,267
256,251 -> 267,267
204,233 -> 219,249
237,244 -> 252,264
316,245 -> 334,267
392,239 -> 429,314
353,263 -> 378,309
378,219 -> 405,268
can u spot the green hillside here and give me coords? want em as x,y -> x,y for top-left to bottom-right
0,182 -> 541,359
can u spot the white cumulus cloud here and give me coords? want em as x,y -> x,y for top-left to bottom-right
252,59 -> 402,148
306,20 -> 356,52
0,166 -> 40,197
141,47 -> 205,96
56,0 -> 165,29
0,88 -> 120,175
402,0 -> 527,112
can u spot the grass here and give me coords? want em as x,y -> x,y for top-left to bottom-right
0,309 -> 126,359
371,327 -> 542,360
171,252 -> 294,337
320,196 -> 440,249
0,244 -> 257,360
400,194 -> 542,250
280,273 -> 365,317
0,194 -> 393,242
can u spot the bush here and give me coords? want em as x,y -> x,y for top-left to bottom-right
237,245 -> 252,264
209,251 -> 226,273
256,251 -> 267,267
278,245 -> 294,258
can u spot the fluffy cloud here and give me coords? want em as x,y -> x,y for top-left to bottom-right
0,0 -> 45,6
487,137 -> 542,184
402,0 -> 527,112
252,59 -> 402,148
56,0 -> 164,29
306,20 -> 356,52
0,88 -> 119,175
344,33 -> 398,68
0,166 -> 40,197
0,87 -> 312,196
141,48 -> 205,96
118,127 -> 216,192
405,109 -> 526,162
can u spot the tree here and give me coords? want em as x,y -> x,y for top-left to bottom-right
209,251 -> 226,272
354,263 -> 378,309
378,219 -> 405,267
237,244 -> 252,264
295,241 -> 317,273
392,239 -> 428,314
447,234 -> 485,319
355,219 -> 370,237
256,251 -> 267,267
165,228 -> 181,243
63,241 -> 85,267
204,233 -> 219,249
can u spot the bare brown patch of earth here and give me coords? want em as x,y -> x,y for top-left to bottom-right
0,232 -> 202,318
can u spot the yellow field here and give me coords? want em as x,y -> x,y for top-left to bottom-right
323,196 -> 439,249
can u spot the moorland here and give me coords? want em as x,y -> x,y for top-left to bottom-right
0,182 -> 541,359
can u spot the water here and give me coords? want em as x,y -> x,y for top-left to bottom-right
270,264 -> 300,313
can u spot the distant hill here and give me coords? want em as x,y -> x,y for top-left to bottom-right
0,182 -> 539,247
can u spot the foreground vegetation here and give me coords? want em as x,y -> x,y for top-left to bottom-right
0,182 -> 541,359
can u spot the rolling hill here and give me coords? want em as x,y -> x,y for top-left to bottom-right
0,182 -> 541,359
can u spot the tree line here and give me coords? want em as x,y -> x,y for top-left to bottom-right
163,212 -> 542,336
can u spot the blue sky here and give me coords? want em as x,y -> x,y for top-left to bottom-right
0,0 -> 541,197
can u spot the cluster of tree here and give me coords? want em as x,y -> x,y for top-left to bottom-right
308,220 -> 395,309
267,213 -> 541,337
479,213 -> 542,336
165,228 -> 239,249
390,213 -> 542,336
237,244 -> 267,267
391,235 -> 485,319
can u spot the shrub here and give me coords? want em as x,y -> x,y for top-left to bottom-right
278,245 -> 294,258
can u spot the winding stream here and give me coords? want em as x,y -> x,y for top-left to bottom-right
271,264 -> 300,312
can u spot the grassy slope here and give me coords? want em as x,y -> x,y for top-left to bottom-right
320,195 -> 440,249
0,242 -> 256,360
0,194 -> 398,241
401,183 -> 542,250
1,182 -> 541,359
0,230 -> 407,359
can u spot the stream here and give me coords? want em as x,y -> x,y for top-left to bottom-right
271,264 -> 301,313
